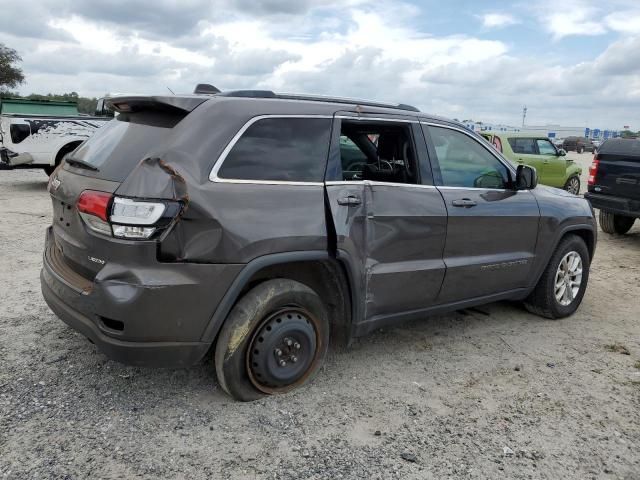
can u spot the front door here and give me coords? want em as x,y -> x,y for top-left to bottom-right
535,138 -> 566,187
423,123 -> 540,304
324,115 -> 448,328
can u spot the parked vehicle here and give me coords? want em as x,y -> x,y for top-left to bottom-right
585,138 -> 640,234
0,98 -> 111,175
481,132 -> 583,194
562,136 -> 596,154
41,89 -> 597,401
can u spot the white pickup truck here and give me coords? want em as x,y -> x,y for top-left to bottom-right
0,98 -> 111,175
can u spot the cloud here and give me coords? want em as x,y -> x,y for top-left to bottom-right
479,13 -> 520,28
1,0 -> 639,128
604,10 -> 640,34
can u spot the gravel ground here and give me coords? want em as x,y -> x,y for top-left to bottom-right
1,152 -> 639,479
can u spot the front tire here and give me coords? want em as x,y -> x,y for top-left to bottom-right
563,176 -> 580,195
214,279 -> 330,401
524,235 -> 590,319
599,211 -> 635,234
578,146 -> 585,154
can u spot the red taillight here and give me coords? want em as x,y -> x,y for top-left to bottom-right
588,156 -> 600,186
77,190 -> 112,221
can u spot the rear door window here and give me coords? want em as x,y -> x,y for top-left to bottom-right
217,117 -> 332,182
508,138 -> 536,154
335,120 -> 420,184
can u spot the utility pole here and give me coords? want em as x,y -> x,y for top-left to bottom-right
522,105 -> 527,128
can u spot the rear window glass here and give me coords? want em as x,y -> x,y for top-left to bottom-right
599,139 -> 640,158
69,112 -> 180,181
217,117 -> 331,182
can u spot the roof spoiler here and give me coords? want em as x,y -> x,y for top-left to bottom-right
106,95 -> 207,114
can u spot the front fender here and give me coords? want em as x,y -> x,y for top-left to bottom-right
566,163 -> 583,177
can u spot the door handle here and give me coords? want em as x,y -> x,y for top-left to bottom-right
517,158 -> 524,164
451,198 -> 477,208
337,195 -> 362,206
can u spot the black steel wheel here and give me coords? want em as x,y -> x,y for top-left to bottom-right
214,279 -> 329,401
247,307 -> 320,394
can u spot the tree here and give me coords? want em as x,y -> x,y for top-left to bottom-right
25,92 -> 99,114
0,44 -> 25,93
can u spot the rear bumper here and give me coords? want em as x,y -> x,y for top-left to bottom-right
41,270 -> 210,367
584,192 -> 640,218
41,226 -> 243,367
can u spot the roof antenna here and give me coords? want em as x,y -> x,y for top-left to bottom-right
167,87 -> 175,95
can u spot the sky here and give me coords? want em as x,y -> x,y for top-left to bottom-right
1,0 -> 639,129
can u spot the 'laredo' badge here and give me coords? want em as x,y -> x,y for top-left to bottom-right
88,256 -> 105,265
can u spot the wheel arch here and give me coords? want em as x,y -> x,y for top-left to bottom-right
55,140 -> 84,165
201,251 -> 354,346
530,223 -> 596,292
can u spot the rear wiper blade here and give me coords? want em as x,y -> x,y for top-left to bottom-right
65,157 -> 99,171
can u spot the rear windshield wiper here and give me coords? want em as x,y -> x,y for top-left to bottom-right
65,157 -> 99,171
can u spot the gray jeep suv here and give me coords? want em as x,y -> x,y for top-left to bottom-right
41,90 -> 597,401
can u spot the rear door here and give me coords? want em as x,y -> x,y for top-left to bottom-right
324,113 -> 447,324
423,123 -> 540,304
507,137 -> 542,169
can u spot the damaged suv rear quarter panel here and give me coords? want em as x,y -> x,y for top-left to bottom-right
127,98 -> 334,264
101,98 -> 332,350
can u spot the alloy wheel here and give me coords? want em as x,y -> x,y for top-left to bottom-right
554,251 -> 583,306
565,177 -> 580,195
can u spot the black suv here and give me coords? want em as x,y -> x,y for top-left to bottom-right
562,136 -> 596,154
585,138 -> 640,234
41,90 -> 597,400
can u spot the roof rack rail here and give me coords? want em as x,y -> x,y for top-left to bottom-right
209,88 -> 420,112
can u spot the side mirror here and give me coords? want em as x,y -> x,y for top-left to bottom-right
557,149 -> 567,156
516,164 -> 537,190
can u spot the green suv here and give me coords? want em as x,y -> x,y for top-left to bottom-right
481,133 -> 582,194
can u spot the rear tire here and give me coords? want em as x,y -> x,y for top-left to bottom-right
599,211 -> 635,235
524,235 -> 590,319
578,146 -> 584,154
214,279 -> 330,401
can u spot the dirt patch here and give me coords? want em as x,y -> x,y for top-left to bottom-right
1,156 -> 639,479
605,343 -> 631,355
